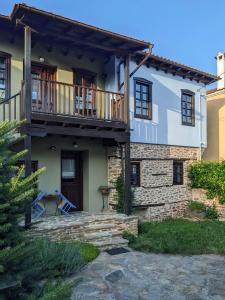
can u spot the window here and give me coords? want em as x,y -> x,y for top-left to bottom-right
131,162 -> 140,187
181,90 -> 195,126
0,52 -> 10,100
134,78 -> 152,119
173,161 -> 183,185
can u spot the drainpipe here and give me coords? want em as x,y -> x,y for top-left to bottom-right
198,88 -> 206,161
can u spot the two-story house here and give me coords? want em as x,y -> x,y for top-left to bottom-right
0,4 -> 217,225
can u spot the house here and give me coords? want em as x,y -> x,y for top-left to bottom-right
0,4 -> 217,225
204,52 -> 225,161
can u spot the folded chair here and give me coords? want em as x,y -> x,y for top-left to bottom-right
32,191 -> 46,220
55,190 -> 76,216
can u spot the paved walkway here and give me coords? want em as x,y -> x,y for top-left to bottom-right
71,250 -> 225,300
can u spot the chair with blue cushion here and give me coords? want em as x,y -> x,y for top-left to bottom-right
55,190 -> 76,216
32,191 -> 46,220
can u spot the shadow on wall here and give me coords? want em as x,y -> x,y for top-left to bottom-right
130,72 -> 203,147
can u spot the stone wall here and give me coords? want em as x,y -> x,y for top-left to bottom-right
192,188 -> 225,219
108,143 -> 200,221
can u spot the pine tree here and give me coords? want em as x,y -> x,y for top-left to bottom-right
0,121 -> 45,299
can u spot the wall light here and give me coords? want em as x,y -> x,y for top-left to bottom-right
73,141 -> 78,149
49,145 -> 56,152
39,57 -> 45,63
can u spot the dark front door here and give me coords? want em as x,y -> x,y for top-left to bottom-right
61,151 -> 83,211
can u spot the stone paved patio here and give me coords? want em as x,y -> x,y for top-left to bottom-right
71,250 -> 225,300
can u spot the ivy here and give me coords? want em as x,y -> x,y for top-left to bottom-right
189,161 -> 225,204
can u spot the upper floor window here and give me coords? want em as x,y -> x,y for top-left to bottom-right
131,162 -> 140,187
0,52 -> 10,100
181,90 -> 195,126
173,161 -> 183,185
134,78 -> 152,119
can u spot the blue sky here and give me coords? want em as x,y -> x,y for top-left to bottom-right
1,0 -> 224,82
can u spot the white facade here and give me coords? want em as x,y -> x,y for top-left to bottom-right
129,60 -> 207,148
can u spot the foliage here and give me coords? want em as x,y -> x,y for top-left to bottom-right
205,205 -> 219,220
80,243 -> 100,262
189,160 -> 225,203
115,174 -> 125,213
0,120 -> 45,299
127,219 -> 225,255
123,231 -> 136,244
115,174 -> 134,213
27,280 -> 79,300
188,200 -> 206,212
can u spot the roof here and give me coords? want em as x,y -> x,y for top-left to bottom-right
207,87 -> 225,95
8,3 -> 151,55
134,52 -> 219,85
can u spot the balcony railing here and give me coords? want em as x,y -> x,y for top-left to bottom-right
29,78 -> 125,123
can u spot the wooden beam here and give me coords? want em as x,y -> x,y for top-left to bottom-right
24,26 -> 32,228
124,55 -> 131,215
25,124 -> 129,143
120,52 -> 151,89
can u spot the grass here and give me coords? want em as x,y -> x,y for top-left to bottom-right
124,219 -> 225,255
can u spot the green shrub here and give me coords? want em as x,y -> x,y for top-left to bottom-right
189,161 -> 225,203
205,205 -> 219,220
80,243 -> 100,262
123,231 -> 136,244
115,174 -> 125,213
27,279 -> 78,300
188,200 -> 206,212
114,174 -> 134,213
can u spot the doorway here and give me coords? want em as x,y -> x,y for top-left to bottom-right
61,151 -> 83,211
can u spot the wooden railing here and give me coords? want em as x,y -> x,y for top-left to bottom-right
0,92 -> 22,122
31,78 -> 125,122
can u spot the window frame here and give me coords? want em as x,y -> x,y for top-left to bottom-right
181,89 -> 195,126
173,160 -> 184,185
0,51 -> 11,100
134,77 -> 152,120
131,161 -> 141,187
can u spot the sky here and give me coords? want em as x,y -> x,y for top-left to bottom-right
1,0 -> 224,85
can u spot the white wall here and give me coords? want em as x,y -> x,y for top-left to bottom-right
129,60 -> 207,148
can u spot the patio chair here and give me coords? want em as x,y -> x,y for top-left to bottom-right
31,191 -> 46,220
55,190 -> 76,216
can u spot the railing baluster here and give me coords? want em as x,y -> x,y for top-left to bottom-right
63,84 -> 66,114
68,85 -> 71,115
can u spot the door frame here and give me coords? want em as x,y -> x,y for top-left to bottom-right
60,150 -> 83,211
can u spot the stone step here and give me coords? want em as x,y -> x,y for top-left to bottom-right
93,237 -> 129,250
84,223 -> 115,232
83,230 -> 121,241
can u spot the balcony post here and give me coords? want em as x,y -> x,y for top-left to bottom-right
124,55 -> 131,215
24,26 -> 32,227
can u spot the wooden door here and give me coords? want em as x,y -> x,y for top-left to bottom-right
61,151 -> 83,211
31,64 -> 56,112
73,70 -> 96,115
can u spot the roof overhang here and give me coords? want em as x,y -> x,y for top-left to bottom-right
9,3 -> 152,56
133,52 -> 219,85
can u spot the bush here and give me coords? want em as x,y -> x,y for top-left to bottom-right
188,200 -> 206,212
80,243 -> 100,262
189,161 -> 225,203
205,205 -> 219,220
123,231 -> 136,244
115,175 -> 124,213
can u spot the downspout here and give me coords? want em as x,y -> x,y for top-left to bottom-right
198,87 -> 206,161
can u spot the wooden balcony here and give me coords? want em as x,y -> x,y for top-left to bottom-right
20,78 -> 126,122
1,79 -> 129,142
